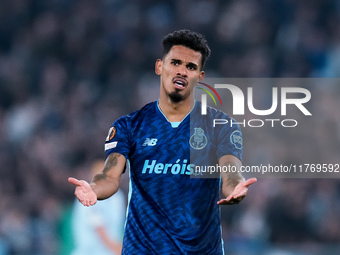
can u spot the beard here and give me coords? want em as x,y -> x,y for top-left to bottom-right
168,91 -> 184,103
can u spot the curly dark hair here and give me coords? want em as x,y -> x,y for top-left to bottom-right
161,29 -> 211,69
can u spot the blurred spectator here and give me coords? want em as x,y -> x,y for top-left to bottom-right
71,160 -> 126,255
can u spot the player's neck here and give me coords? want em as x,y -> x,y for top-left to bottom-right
158,96 -> 194,122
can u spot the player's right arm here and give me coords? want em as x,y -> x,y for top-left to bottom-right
68,152 -> 126,206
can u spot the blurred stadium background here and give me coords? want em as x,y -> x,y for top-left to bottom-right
1,0 -> 340,254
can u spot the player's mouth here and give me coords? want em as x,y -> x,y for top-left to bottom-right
172,77 -> 188,90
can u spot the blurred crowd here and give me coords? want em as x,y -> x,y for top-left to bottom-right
1,0 -> 340,254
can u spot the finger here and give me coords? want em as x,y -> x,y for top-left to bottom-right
217,198 -> 236,205
91,196 -> 97,206
68,177 -> 81,186
232,189 -> 248,199
76,191 -> 89,206
232,194 -> 246,201
77,197 -> 85,206
218,196 -> 233,204
77,193 -> 85,203
226,195 -> 233,201
217,199 -> 227,205
242,178 -> 257,187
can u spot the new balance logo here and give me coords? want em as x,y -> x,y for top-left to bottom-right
143,138 -> 158,146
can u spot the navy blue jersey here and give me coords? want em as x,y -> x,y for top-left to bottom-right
105,101 -> 242,254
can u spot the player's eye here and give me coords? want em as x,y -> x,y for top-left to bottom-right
187,65 -> 197,71
171,61 -> 180,66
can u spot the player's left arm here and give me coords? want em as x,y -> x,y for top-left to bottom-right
217,155 -> 257,205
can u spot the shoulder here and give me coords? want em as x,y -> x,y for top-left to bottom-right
207,105 -> 230,119
106,102 -> 157,144
114,101 -> 157,126
194,101 -> 242,134
194,101 -> 234,121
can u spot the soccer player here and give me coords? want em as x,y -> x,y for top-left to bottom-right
68,29 -> 256,254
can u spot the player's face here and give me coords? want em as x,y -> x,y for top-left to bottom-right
155,45 -> 205,103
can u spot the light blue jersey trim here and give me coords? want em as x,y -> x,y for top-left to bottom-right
170,122 -> 180,128
221,228 -> 225,255
219,176 -> 225,255
156,100 -> 196,128
124,159 -> 132,230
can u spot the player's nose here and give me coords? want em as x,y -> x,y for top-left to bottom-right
176,66 -> 188,77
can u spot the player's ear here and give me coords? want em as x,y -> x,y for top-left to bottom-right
198,71 -> 205,82
155,59 -> 162,75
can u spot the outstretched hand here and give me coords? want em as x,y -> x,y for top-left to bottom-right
217,178 -> 257,205
68,177 -> 97,207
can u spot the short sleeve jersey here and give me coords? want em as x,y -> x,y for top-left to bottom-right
104,101 -> 243,255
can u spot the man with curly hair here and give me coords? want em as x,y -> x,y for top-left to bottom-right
69,29 -> 256,254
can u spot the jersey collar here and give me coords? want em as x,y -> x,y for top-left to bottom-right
156,100 -> 197,127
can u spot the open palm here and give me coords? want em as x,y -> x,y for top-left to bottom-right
68,177 -> 97,206
217,178 -> 257,205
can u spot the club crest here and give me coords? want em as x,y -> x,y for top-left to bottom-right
230,130 -> 242,150
190,127 -> 207,150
